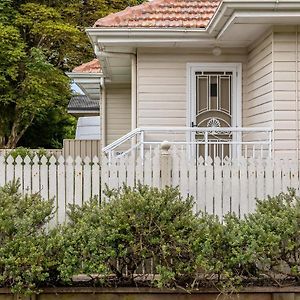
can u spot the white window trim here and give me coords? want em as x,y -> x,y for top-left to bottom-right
186,62 -> 242,129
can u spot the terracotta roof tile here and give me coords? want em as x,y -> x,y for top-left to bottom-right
94,0 -> 221,28
72,59 -> 101,73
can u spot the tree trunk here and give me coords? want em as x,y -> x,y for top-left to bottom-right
5,116 -> 34,148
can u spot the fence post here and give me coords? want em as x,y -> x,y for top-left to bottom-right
160,141 -> 171,187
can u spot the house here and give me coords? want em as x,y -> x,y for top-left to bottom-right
3,0 -> 300,219
68,95 -> 100,117
72,0 -> 300,160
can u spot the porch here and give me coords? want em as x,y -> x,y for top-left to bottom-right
102,126 -> 273,161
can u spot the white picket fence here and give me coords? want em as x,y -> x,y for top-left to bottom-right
0,155 -> 101,224
0,146 -> 299,223
103,146 -> 300,218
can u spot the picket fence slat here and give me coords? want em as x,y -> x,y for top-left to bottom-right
222,159 -> 231,216
92,156 -> 100,200
0,147 -> 300,224
32,156 -> 40,194
196,157 -> 205,213
57,156 -> 66,224
24,156 -> 32,193
205,158 -> 214,215
83,157 -> 91,203
239,158 -> 248,218
74,157 -> 83,206
214,157 -> 222,218
15,156 -> 23,193
40,156 -> 48,200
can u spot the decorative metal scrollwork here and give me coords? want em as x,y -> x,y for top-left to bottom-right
207,118 -> 221,128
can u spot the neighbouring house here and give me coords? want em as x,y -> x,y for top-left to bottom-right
70,0 -> 300,160
63,59 -> 102,157
68,95 -> 100,117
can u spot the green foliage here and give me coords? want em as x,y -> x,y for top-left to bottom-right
19,108 -> 76,149
194,189 -> 300,292
58,184 -> 198,286
0,0 -> 147,148
244,189 -> 300,281
4,147 -> 49,160
3,183 -> 300,294
194,214 -> 256,292
0,181 -> 60,294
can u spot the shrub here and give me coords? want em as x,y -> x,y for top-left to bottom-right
194,189 -> 300,292
4,147 -> 49,160
1,181 -> 300,294
56,197 -> 109,284
58,184 -> 199,287
244,188 -> 300,283
193,213 -> 258,292
0,181 -> 60,294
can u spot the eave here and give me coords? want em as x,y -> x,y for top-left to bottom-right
86,0 -> 300,83
66,72 -> 103,101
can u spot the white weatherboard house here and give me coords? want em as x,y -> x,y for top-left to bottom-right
5,0 -> 300,223
69,0 -> 300,161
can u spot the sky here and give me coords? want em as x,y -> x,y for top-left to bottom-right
71,82 -> 84,94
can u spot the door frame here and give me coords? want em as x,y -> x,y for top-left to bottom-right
186,62 -> 242,129
186,62 -> 242,157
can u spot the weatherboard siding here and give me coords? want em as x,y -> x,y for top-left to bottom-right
245,31 -> 273,130
106,85 -> 131,147
137,48 -> 248,143
273,26 -> 300,159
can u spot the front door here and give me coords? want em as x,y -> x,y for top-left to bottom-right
188,63 -> 242,158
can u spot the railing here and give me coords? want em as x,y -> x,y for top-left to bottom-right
102,127 -> 273,160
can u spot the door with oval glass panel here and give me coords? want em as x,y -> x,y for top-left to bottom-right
189,64 -> 242,159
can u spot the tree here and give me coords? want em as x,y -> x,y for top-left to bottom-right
0,0 -> 144,148
19,107 -> 76,149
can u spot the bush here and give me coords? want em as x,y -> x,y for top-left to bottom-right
193,214 -> 257,292
1,182 -> 300,294
244,188 -> 300,282
193,189 -> 300,292
0,181 -> 60,294
4,147 -> 49,160
58,184 -> 199,287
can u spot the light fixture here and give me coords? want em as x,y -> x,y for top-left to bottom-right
212,46 -> 222,56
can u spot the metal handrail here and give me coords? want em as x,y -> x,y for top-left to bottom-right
102,128 -> 141,153
102,127 -> 273,159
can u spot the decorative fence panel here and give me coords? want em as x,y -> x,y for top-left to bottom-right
0,146 -> 299,223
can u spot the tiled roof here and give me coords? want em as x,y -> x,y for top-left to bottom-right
72,59 -> 101,73
68,95 -> 100,112
94,0 -> 221,28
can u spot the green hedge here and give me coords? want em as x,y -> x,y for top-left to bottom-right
1,182 -> 300,294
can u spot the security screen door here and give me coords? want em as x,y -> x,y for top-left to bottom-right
190,64 -> 241,159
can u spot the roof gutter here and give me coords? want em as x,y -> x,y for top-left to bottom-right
86,0 -> 300,79
86,0 -> 300,43
86,28 -> 214,46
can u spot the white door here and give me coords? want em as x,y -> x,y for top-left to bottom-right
188,63 -> 242,158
